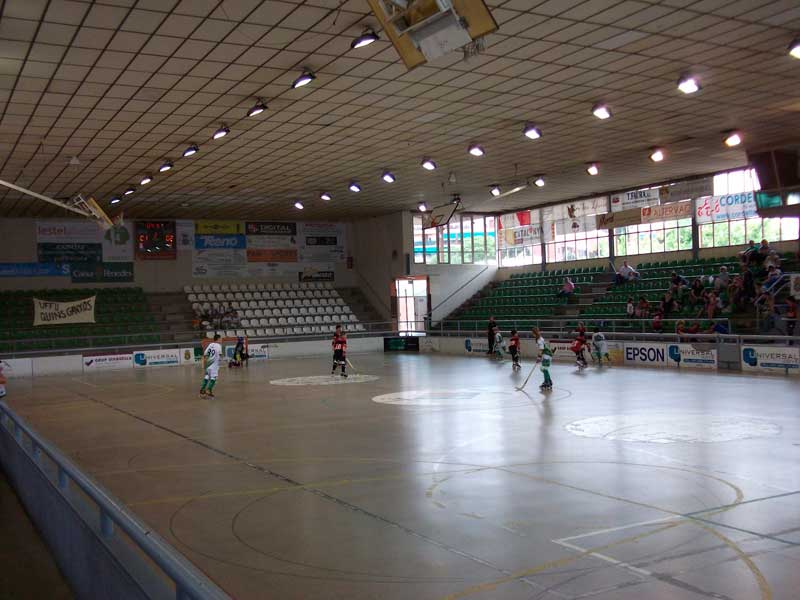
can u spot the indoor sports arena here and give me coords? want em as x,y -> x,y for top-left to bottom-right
1,2 -> 799,599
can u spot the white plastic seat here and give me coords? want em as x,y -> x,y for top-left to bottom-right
296,316 -> 306,325
314,316 -> 323,324
264,283 -> 274,290
252,292 -> 262,300
334,306 -> 343,314
349,314 -> 358,322
205,331 -> 215,339
279,308 -> 289,317
197,293 -> 207,301
240,319 -> 251,328
288,317 -> 297,325
191,284 -> 202,292
274,327 -> 285,336
254,309 -> 264,318
243,309 -> 253,318
259,318 -> 269,327
257,300 -> 268,309
269,291 -> 279,299
256,283 -> 266,291
242,292 -> 252,300
188,293 -> 198,302
262,309 -> 272,318
275,299 -> 284,308
265,328 -> 275,336
235,330 -> 245,337
278,317 -> 288,326
285,299 -> 294,308
268,317 -> 278,326
290,308 -> 300,316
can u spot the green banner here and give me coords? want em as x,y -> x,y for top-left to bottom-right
70,262 -> 134,283
38,243 -> 102,264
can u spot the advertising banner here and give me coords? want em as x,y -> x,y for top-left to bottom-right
611,188 -> 660,212
194,234 -> 247,250
641,201 -> 692,223
299,222 -> 346,262
659,178 -> 713,203
38,242 -> 102,264
741,345 -> 799,375
82,354 -> 133,371
192,248 -> 247,278
623,342 -> 667,366
246,221 -> 297,236
247,342 -> 271,360
133,349 -> 181,368
247,248 -> 298,262
101,222 -> 134,262
299,264 -> 335,282
596,208 -> 641,230
70,262 -> 134,283
1,358 -> 33,378
36,220 -> 100,244
33,296 -> 96,326
498,211 -> 542,248
0,263 -> 70,277
195,220 -> 244,235
695,192 -> 757,224
175,220 -> 195,250
180,347 -> 201,364
666,343 -> 717,369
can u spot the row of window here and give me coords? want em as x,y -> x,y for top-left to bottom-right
412,169 -> 799,267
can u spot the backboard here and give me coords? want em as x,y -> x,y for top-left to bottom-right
422,201 -> 458,229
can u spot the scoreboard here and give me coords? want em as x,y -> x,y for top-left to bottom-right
135,220 -> 176,260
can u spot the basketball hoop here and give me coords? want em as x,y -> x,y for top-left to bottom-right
462,36 -> 486,61
72,194 -> 114,231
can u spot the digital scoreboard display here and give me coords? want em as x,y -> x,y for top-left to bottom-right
135,220 -> 176,260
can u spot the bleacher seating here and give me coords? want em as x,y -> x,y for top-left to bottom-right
444,266 -> 604,330
185,281 -> 366,337
0,287 -> 159,352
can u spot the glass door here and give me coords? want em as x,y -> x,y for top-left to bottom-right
395,277 -> 429,336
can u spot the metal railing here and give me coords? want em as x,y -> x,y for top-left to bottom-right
0,401 -> 231,600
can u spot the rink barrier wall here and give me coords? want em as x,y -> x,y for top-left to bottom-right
423,333 -> 799,376
0,401 -> 232,600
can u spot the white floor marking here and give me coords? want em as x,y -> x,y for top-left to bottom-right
554,516 -> 679,543
270,374 -> 379,386
553,538 -> 653,577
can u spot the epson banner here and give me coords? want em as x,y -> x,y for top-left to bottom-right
624,342 -> 667,366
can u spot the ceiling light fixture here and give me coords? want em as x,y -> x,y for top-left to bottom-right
140,175 -> 152,185
490,184 -> 501,197
212,125 -> 229,140
158,161 -> 173,172
294,201 -> 304,210
649,148 -> 665,162
468,144 -> 485,157
351,27 -> 379,49
586,163 -> 599,176
723,131 -> 742,147
320,192 -> 332,201
534,176 -> 545,187
789,38 -> 800,59
418,202 -> 428,212
182,144 -> 199,157
421,158 -> 437,171
110,196 -> 121,204
523,123 -> 542,139
247,99 -> 267,117
291,68 -> 315,89
349,181 -> 361,193
677,74 -> 700,94
382,171 -> 395,183
124,186 -> 135,195
592,102 -> 611,120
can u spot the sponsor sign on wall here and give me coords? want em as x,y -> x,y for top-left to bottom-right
33,296 -> 96,326
248,342 -> 270,360
133,349 -> 181,368
596,208 -> 641,230
299,264 -> 334,282
194,234 -> 247,250
611,188 -> 660,212
175,220 -> 195,250
246,221 -> 299,263
36,220 -> 133,262
38,243 -> 103,264
70,262 -> 134,283
195,220 -> 244,235
695,192 -> 757,223
641,201 -> 692,223
624,342 -> 667,366
180,347 -> 201,364
299,222 -> 346,262
0,263 -> 70,277
246,248 -> 298,262
82,354 -> 133,371
741,345 -> 799,375
659,178 -> 713,203
667,344 -> 717,369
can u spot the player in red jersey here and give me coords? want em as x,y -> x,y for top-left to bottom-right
572,332 -> 588,370
508,329 -> 521,371
331,325 -> 348,378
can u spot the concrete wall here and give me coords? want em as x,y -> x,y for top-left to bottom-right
0,218 -> 357,293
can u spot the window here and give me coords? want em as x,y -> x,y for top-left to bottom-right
615,218 -> 692,256
498,210 -> 543,267
543,197 -> 610,263
412,214 -> 496,265
700,168 -> 799,248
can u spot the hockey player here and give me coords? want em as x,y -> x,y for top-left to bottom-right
508,329 -> 521,371
200,334 -> 222,398
532,327 -> 553,390
332,325 -> 348,378
591,328 -> 612,366
493,326 -> 505,361
572,332 -> 589,370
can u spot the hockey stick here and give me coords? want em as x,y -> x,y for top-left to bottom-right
516,361 -> 539,391
346,357 -> 357,373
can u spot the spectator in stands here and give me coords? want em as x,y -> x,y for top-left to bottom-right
669,271 -> 689,297
626,297 -> 635,318
487,316 -> 497,355
756,239 -> 772,264
676,320 -> 700,338
729,275 -> 747,311
764,250 -> 781,270
660,291 -> 679,316
741,265 -> 757,302
713,265 -> 731,292
230,309 -> 241,327
557,277 -> 576,298
615,260 -> 639,285
701,290 -> 721,320
755,265 -> 783,310
651,310 -> 664,332
706,320 -> 729,335
739,239 -> 758,265
635,295 -> 650,318
785,296 -> 797,341
688,278 -> 707,307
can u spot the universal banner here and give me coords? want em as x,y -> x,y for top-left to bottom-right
666,343 -> 717,369
82,354 -> 133,371
195,220 -> 244,235
133,349 -> 181,368
0,263 -> 70,277
298,222 -> 346,262
659,178 -> 713,203
611,188 -> 660,212
33,296 -> 96,326
70,262 -> 134,283
641,201 -> 692,223
741,345 -> 799,375
695,192 -> 758,224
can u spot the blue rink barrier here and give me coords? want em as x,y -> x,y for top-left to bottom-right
0,401 -> 231,600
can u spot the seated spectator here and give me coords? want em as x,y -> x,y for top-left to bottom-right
676,319 -> 700,339
660,291 -> 679,316
741,265 -> 756,302
626,296 -> 635,318
764,250 -> 781,270
635,296 -> 650,318
557,277 -> 576,298
669,272 -> 689,297
652,310 -> 664,332
700,290 -> 720,320
688,278 -> 707,306
706,320 -> 729,335
230,309 -> 241,327
615,260 -> 639,285
756,238 -> 772,264
713,265 -> 731,292
729,275 -> 746,311
739,239 -> 758,265
755,265 -> 784,310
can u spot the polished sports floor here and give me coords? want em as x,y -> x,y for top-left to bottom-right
5,352 -> 799,600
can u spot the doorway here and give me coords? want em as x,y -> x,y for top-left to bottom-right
394,277 -> 429,336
